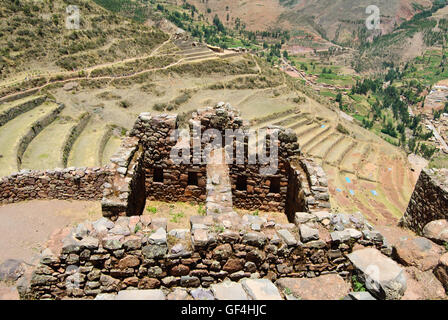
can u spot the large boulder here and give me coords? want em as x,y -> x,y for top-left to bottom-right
423,220 -> 448,245
0,259 -> 25,282
393,236 -> 443,271
275,274 -> 350,300
347,248 -> 407,300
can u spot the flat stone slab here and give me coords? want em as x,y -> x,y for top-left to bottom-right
299,224 -> 319,242
211,281 -> 249,300
94,293 -> 116,300
115,289 -> 166,300
240,279 -> 283,300
149,227 -> 167,245
347,248 -> 406,300
167,288 -> 190,300
343,292 -> 376,300
190,288 -> 215,300
295,212 -> 315,224
275,274 -> 350,300
277,229 -> 297,246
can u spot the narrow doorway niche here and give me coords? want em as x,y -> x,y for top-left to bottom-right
269,177 -> 281,193
188,171 -> 199,186
153,167 -> 164,183
236,175 -> 247,191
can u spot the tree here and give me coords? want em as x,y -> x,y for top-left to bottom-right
336,92 -> 342,103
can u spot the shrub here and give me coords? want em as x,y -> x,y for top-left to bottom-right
119,100 -> 131,108
336,123 -> 350,135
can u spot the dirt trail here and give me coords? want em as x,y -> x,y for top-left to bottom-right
0,200 -> 101,265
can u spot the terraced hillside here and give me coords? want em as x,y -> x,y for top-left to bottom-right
0,99 -> 63,176
67,119 -> 111,168
254,103 -> 419,225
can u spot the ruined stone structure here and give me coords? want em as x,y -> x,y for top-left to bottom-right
101,103 -> 330,221
19,103 -> 406,300
401,168 -> 448,233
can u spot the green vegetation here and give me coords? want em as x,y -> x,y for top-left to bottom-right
351,275 -> 366,292
429,154 -> 448,169
197,204 -> 206,216
169,210 -> 185,223
354,0 -> 448,72
347,69 -> 437,158
146,206 -> 157,214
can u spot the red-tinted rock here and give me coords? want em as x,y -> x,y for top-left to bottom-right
170,264 -> 190,276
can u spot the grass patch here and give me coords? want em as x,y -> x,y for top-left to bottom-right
146,206 -> 157,214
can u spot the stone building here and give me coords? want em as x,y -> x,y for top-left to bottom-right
101,102 -> 331,222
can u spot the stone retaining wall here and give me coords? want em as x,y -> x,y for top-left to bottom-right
401,168 -> 448,233
0,95 -> 47,127
62,112 -> 92,167
17,103 -> 65,170
0,167 -> 113,204
101,137 -> 146,219
22,210 -> 389,300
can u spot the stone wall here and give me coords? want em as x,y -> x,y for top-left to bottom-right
299,159 -> 331,211
62,112 -> 91,167
101,137 -> 146,219
22,210 -> 390,300
0,167 -> 113,204
118,103 -> 309,220
401,168 -> 448,233
0,95 -> 47,127
17,103 -> 65,170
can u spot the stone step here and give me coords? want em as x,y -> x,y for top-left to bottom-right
95,278 -> 284,300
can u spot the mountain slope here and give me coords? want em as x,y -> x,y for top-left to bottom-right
185,0 -> 433,45
0,0 -> 168,77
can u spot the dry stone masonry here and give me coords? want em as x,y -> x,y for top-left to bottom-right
23,210 -> 393,300
101,103 -> 328,221
401,168 -> 448,233
0,167 -> 112,204
8,102 -> 432,300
